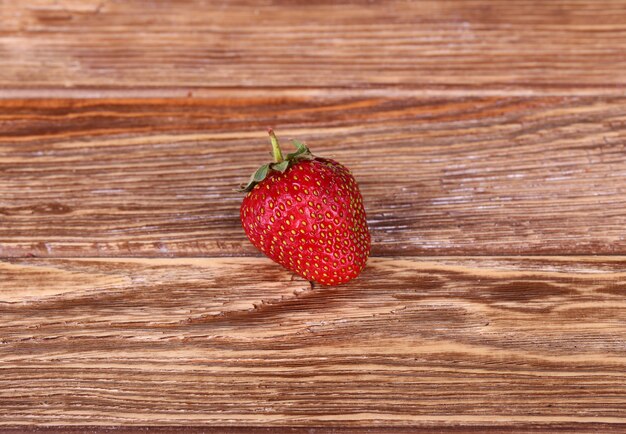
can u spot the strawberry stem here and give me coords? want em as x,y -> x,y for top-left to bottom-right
268,129 -> 283,163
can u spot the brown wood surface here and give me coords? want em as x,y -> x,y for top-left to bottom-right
2,0 -> 626,93
2,257 -> 626,427
1,0 -> 626,432
1,97 -> 625,257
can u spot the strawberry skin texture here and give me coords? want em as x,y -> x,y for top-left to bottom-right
241,157 -> 370,285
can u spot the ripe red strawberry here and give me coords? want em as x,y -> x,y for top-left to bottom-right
240,130 -> 370,286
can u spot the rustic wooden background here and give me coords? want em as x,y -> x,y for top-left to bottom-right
1,0 -> 626,432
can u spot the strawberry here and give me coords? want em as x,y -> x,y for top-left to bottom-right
239,130 -> 370,286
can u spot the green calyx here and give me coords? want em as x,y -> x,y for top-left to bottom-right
239,130 -> 314,192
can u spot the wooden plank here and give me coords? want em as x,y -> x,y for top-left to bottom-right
1,1 -> 626,93
1,256 -> 626,427
1,96 -> 625,257
1,426 -> 625,434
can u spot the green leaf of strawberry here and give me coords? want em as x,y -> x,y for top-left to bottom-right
271,160 -> 290,173
238,130 -> 313,192
286,140 -> 310,159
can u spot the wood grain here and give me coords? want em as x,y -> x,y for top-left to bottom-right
4,426 -> 626,434
1,426 -> 625,434
2,0 -> 626,430
1,256 -> 626,427
1,96 -> 625,257
1,0 -> 626,94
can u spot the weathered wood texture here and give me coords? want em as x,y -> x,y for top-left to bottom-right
1,97 -> 625,257
2,257 -> 626,427
3,427 -> 625,434
1,1 -> 626,93
2,0 -> 626,431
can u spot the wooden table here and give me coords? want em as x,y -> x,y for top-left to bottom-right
1,1 -> 626,432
